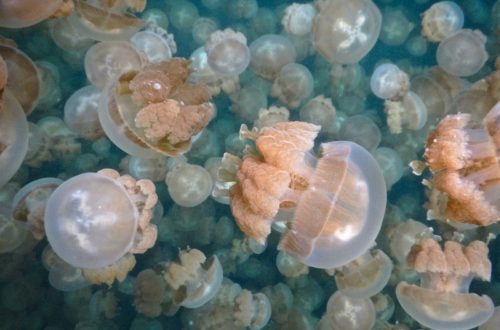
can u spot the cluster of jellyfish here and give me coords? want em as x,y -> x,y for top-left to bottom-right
1,0 -> 500,329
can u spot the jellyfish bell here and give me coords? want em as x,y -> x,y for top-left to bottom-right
205,28 -> 250,77
0,0 -> 65,28
312,0 -> 382,64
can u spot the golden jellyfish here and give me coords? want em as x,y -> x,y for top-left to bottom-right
224,121 -> 387,269
0,0 -> 73,29
396,238 -> 494,330
423,102 -> 500,225
98,58 -> 214,158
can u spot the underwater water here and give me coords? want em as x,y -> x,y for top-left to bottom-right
1,0 -> 500,329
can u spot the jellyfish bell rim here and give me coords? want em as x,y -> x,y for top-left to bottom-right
44,172 -> 139,269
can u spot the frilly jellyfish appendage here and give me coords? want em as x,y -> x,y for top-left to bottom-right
312,0 -> 382,64
44,172 -> 139,269
68,0 -> 146,42
0,91 -> 29,188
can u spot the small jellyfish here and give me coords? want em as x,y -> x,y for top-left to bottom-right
423,103 -> 500,225
370,63 -> 410,101
334,249 -> 393,298
84,41 -> 145,89
379,8 -> 415,46
169,0 -> 199,32
192,17 -> 219,45
299,95 -> 337,135
271,63 -> 314,109
384,91 -> 428,134
134,268 -> 167,317
436,29 -> 488,77
49,16 -> 96,52
319,290 -> 376,330
421,1 -> 464,42
0,203 -> 29,254
312,0 -> 382,64
130,25 -> 177,64
165,163 -> 214,208
64,85 -> 104,140
224,121 -> 387,268
282,3 -> 316,37
372,147 -> 405,190
162,248 -> 222,308
44,169 -> 158,269
396,238 -> 494,330
249,34 -> 297,81
338,115 -> 381,151
205,28 -> 250,77
121,155 -> 168,182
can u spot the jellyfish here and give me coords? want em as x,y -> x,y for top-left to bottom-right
436,29 -> 488,77
396,238 -> 494,330
0,203 -> 29,254
271,63 -> 314,109
0,0 -> 71,28
165,163 -> 214,208
68,0 -> 146,42
84,41 -> 145,89
384,91 -> 428,134
169,0 -> 199,32
161,248 -> 223,309
299,95 -> 337,135
281,3 -> 316,37
0,45 -> 41,115
338,115 -> 381,151
64,85 -> 104,140
222,121 -> 386,269
0,91 -> 29,189
312,0 -> 382,64
423,102 -> 500,225
49,16 -> 96,52
370,63 -> 410,101
249,34 -> 297,81
421,1 -> 464,42
134,268 -> 167,317
379,8 -> 415,46
130,24 -> 177,64
98,58 -> 214,158
44,169 -> 158,270
372,147 -> 405,190
205,28 -> 250,77
121,155 -> 168,182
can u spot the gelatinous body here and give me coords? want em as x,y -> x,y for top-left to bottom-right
0,0 -> 63,28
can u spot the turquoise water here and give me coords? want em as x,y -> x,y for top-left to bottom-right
0,0 -> 499,329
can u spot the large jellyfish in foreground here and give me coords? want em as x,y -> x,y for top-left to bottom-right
222,121 -> 386,269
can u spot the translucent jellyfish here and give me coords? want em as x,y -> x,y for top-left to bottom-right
299,95 -> 337,135
192,17 -> 219,45
44,169 -> 158,269
134,268 -> 167,317
49,17 -> 96,52
275,251 -> 309,278
423,103 -> 500,225
0,0 -> 68,28
84,41 -> 145,89
387,219 -> 429,264
312,0 -> 382,64
282,3 -> 316,37
11,177 -> 63,240
165,163 -> 214,207
205,28 -> 250,77
169,0 -> 199,32
98,58 -> 214,157
370,63 -> 410,101
271,63 -> 314,109
225,121 -> 387,268
141,8 -> 169,30
319,290 -> 375,330
249,34 -> 297,81
230,85 -> 268,123
130,25 -> 177,64
68,0 -> 146,42
334,249 -> 393,298
35,61 -> 62,110
0,91 -> 29,188
0,45 -> 41,115
384,91 -> 428,134
64,85 -> 104,140
406,35 -> 428,57
338,115 -> 381,151
421,1 -> 464,42
121,155 -> 168,182
42,245 -> 91,292
162,248 -> 222,308
0,203 -> 29,254
374,147 -> 405,190
436,29 -> 488,77
226,0 -> 258,19
379,8 -> 415,46
396,239 -> 494,330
